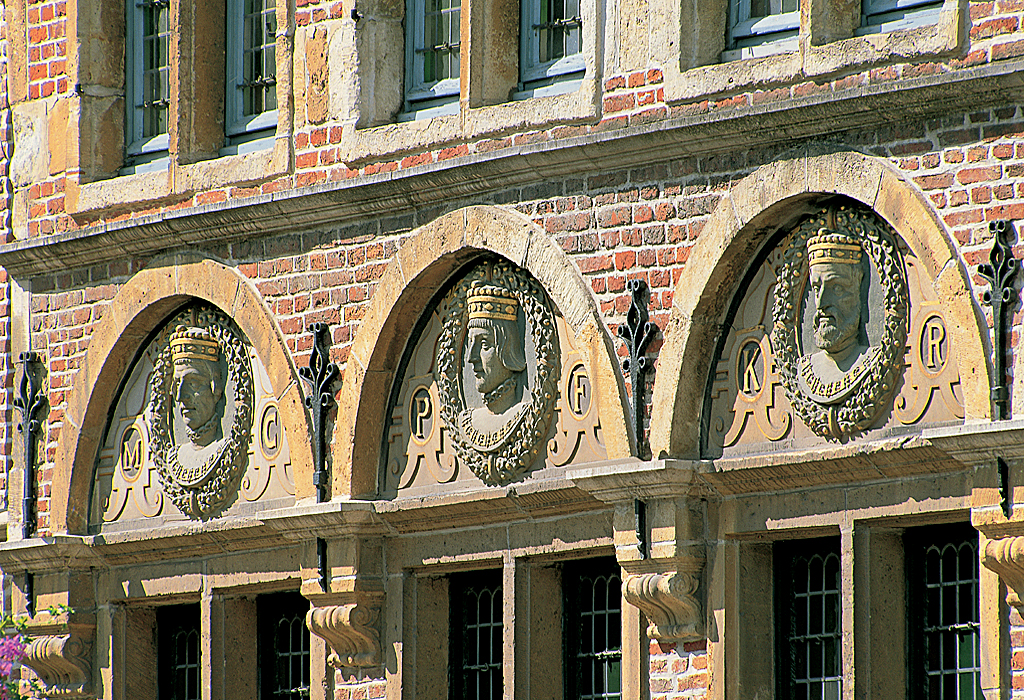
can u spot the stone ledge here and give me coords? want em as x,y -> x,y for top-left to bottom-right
1,59 -> 1023,278
374,470 -> 606,534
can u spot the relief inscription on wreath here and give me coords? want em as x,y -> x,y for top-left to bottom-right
385,259 -> 606,493
91,305 -> 295,529
706,202 -> 963,456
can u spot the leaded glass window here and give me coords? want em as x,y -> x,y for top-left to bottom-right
125,0 -> 170,156
726,0 -> 799,58
520,0 -> 584,91
450,570 -> 503,700
565,558 -> 622,700
158,604 -> 201,700
227,0 -> 278,139
776,538 -> 842,700
907,524 -> 982,700
860,0 -> 943,34
259,592 -> 311,699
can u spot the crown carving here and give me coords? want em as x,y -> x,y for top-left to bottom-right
807,231 -> 863,266
467,282 -> 518,321
170,326 -> 221,364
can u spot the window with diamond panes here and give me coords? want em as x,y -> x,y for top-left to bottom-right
726,0 -> 799,58
907,524 -> 982,700
860,0 -> 943,34
226,0 -> 278,142
125,0 -> 171,158
404,0 -> 461,116
565,558 -> 622,700
158,603 -> 201,700
450,570 -> 503,700
775,538 -> 842,700
259,592 -> 311,699
519,0 -> 584,95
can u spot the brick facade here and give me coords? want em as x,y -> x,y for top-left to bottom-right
1,0 -> 1024,698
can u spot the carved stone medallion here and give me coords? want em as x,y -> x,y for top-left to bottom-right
770,204 -> 909,441
136,307 -> 252,519
435,260 -> 561,485
92,304 -> 294,528
770,204 -> 913,440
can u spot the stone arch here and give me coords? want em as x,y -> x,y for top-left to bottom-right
51,251 -> 314,534
649,148 -> 990,459
335,205 -> 634,498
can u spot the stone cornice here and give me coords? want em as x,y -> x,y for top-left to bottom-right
1,61 -> 1023,278
0,536 -> 103,571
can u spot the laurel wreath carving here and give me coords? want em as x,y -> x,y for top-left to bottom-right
147,307 -> 254,519
436,260 -> 560,485
770,205 -> 909,440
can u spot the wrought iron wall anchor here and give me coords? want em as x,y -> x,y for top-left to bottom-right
299,323 -> 339,593
13,352 -> 45,539
299,323 -> 340,503
978,220 -> 1019,421
1000,456 -> 1012,519
617,279 -> 656,458
634,499 -> 648,560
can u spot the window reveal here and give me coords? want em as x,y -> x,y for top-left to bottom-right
908,525 -> 982,700
565,559 -> 623,700
158,604 -> 201,700
405,0 -> 461,114
451,571 -> 503,700
776,538 -> 842,700
126,0 -> 171,156
227,0 -> 278,138
520,0 -> 584,91
259,592 -> 311,700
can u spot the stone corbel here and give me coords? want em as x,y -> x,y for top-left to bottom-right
21,622 -> 95,698
622,559 -> 703,642
981,535 -> 1024,609
306,600 -> 381,669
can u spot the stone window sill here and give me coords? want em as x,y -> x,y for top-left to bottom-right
339,73 -> 601,166
67,138 -> 292,218
663,0 -> 961,104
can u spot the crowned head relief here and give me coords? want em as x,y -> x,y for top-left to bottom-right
804,232 -> 871,387
170,326 -> 227,448
465,282 -> 527,416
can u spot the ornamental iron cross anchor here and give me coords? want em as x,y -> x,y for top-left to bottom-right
618,279 -> 656,458
13,352 -> 45,538
978,220 -> 1019,421
299,323 -> 339,504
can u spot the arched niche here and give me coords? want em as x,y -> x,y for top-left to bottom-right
649,148 -> 990,459
335,205 -> 634,499
51,251 -> 315,534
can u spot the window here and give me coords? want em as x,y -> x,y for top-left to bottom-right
859,0 -> 944,34
518,0 -> 584,98
226,0 -> 278,150
450,570 -> 503,700
906,524 -> 982,700
258,592 -> 311,699
775,538 -> 842,700
564,558 -> 622,700
158,603 -> 201,700
125,0 -> 171,162
404,0 -> 462,119
725,0 -> 799,60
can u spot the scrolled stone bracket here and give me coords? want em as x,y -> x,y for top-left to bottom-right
981,535 -> 1024,609
621,559 -> 703,642
306,601 -> 381,669
21,623 -> 95,698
